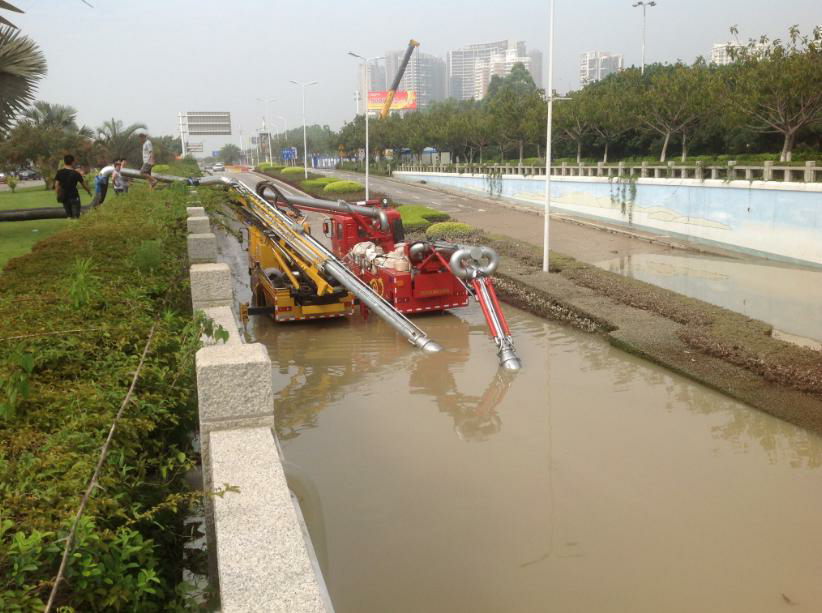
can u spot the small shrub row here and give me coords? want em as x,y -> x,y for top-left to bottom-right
323,180 -> 364,194
300,177 -> 338,188
396,204 -> 450,233
425,221 -> 475,240
280,166 -> 306,176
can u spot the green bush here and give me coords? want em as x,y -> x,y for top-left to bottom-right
280,166 -> 306,176
300,177 -> 338,188
0,184 -> 229,609
425,221 -> 475,240
257,162 -> 283,172
396,204 -> 450,233
151,164 -> 170,174
323,180 -> 364,194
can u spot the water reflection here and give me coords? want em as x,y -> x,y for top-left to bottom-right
597,253 -> 822,343
252,311 -> 514,442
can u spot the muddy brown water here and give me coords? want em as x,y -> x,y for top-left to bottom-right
215,194 -> 822,613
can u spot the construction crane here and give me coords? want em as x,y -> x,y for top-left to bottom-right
380,39 -> 420,119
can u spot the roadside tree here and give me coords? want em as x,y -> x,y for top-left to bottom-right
725,26 -> 822,161
218,143 -> 242,164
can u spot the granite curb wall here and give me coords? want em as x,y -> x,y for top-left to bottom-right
184,196 -> 331,612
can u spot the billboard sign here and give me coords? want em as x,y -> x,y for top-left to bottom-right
186,142 -> 203,153
367,90 -> 417,111
184,112 -> 232,136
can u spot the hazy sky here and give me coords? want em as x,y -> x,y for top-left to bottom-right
10,0 -> 822,154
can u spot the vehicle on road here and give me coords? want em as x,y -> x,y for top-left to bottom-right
213,162 -> 225,172
17,169 -> 40,180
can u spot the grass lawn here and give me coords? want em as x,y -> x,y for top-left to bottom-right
0,185 -> 93,268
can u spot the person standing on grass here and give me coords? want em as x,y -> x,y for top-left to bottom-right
112,160 -> 128,195
136,129 -> 157,189
54,154 -> 91,219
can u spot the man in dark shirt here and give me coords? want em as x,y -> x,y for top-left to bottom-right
54,154 -> 90,219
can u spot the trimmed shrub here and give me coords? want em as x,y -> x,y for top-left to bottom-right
280,166 -> 306,176
301,177 -> 338,188
323,180 -> 364,194
151,164 -> 170,174
425,221 -> 475,240
396,204 -> 451,233
258,162 -> 283,172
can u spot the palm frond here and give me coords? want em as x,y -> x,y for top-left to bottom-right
0,25 -> 46,130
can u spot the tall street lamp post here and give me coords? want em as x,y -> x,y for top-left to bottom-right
348,52 -> 384,200
543,0 -> 556,272
289,79 -> 318,178
632,1 -> 657,75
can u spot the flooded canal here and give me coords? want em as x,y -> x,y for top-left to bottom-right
247,302 -> 822,613
597,252 -> 822,347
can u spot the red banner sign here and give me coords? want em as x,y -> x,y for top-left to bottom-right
367,90 -> 417,111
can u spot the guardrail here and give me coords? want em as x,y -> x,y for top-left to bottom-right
396,160 -> 821,183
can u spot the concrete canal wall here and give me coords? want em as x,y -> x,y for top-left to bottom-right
393,171 -> 822,267
184,202 -> 331,612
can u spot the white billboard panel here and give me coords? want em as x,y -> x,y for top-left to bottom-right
184,112 -> 231,136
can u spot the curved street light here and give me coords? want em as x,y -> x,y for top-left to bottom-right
348,52 -> 384,200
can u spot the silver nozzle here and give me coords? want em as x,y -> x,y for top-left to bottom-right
418,339 -> 443,353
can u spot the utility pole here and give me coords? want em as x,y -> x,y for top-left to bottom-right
290,80 -> 318,178
632,1 -> 657,75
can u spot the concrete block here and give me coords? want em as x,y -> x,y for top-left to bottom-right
187,206 -> 206,217
209,428 -> 329,612
195,343 -> 273,427
188,233 -> 217,264
187,216 -> 211,234
201,306 -> 242,346
190,263 -> 233,311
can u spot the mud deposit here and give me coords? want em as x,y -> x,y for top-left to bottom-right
247,304 -> 822,613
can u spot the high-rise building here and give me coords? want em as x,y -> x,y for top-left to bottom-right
447,40 -> 539,100
527,49 -> 544,88
355,62 -> 386,115
384,48 -> 446,110
710,41 -> 769,64
579,51 -> 623,87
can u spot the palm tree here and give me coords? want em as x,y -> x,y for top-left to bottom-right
94,118 -> 147,163
21,101 -> 80,130
0,25 -> 47,132
0,1 -> 24,28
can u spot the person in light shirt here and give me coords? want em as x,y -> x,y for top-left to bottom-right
135,129 -> 158,189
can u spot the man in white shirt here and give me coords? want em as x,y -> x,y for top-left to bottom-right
136,129 -> 158,189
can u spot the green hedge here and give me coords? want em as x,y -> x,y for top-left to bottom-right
300,177 -> 338,188
425,221 -> 475,240
151,164 -> 170,174
396,204 -> 450,233
257,162 -> 284,172
323,180 -> 364,194
0,183 -> 226,609
280,166 -> 306,176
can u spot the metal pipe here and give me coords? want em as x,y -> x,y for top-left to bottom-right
255,183 -> 391,233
